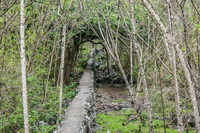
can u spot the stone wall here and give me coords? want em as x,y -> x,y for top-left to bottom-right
79,81 -> 96,133
57,49 -> 96,133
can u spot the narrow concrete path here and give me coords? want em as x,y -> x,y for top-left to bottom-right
58,49 -> 95,133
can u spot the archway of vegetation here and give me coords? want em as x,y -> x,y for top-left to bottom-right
0,0 -> 200,132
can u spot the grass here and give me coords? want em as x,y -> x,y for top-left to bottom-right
96,109 -> 195,133
112,99 -> 126,103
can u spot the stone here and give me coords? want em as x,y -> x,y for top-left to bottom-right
96,94 -> 102,98
116,129 -> 122,133
39,121 -> 49,126
103,104 -> 112,109
114,106 -> 120,110
119,101 -> 132,108
62,98 -> 72,107
111,102 -> 118,106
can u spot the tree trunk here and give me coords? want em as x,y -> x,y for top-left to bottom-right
65,43 -> 79,84
142,0 -> 200,131
166,0 -> 184,131
59,18 -> 66,119
20,0 -> 29,132
172,46 -> 184,132
129,0 -> 154,132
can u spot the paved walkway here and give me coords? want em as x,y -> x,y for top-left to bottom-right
58,49 -> 95,133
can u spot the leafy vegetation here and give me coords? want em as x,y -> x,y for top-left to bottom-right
1,0 -> 200,132
0,81 -> 78,132
96,109 -> 195,133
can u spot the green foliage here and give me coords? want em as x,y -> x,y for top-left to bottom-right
96,109 -> 140,133
63,82 -> 78,99
141,111 -> 148,120
1,0 -> 199,132
0,80 -> 78,132
193,24 -> 200,34
133,64 -> 140,82
112,99 -> 126,103
152,119 -> 164,128
96,109 -> 182,133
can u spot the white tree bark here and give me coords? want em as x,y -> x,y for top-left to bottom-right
20,0 -> 29,132
94,0 -> 146,126
166,0 -> 184,132
130,40 -> 133,88
129,0 -> 154,132
172,46 -> 184,132
59,19 -> 66,119
142,0 -> 200,131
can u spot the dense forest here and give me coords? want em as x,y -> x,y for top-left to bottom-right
0,0 -> 200,132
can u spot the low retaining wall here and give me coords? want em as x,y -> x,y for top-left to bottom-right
57,49 -> 96,133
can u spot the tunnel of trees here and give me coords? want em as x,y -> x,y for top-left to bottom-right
0,0 -> 200,132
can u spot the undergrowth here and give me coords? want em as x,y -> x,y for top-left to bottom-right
96,109 -> 195,133
0,82 -> 78,133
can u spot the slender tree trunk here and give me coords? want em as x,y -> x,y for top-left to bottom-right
42,43 -> 46,98
172,46 -> 184,132
115,56 -> 146,127
20,0 -> 29,132
96,0 -> 146,126
130,39 -> 133,88
166,0 -> 184,132
142,0 -> 200,131
179,1 -> 191,69
65,44 -> 79,84
104,48 -> 110,75
59,18 -> 66,119
129,0 -> 154,132
185,92 -> 189,133
195,8 -> 200,100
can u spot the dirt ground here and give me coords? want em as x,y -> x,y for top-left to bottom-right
95,84 -> 133,112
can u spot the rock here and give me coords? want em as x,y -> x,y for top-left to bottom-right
114,106 -> 120,110
96,94 -> 102,98
48,116 -> 57,125
112,102 -> 120,110
119,101 -> 132,108
103,104 -> 112,109
116,129 -> 122,133
62,98 -> 72,107
95,72 -> 126,84
39,121 -> 49,126
111,102 -> 118,106
104,97 -> 110,100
